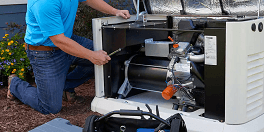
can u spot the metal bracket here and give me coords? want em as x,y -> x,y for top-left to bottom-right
134,0 -> 148,22
101,20 -> 108,26
118,55 -> 137,98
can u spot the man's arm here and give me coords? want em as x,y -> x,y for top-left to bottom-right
49,33 -> 111,66
50,0 -> 130,66
31,1 -> 110,65
82,0 -> 130,19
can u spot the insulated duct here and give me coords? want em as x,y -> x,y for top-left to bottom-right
142,0 -> 264,16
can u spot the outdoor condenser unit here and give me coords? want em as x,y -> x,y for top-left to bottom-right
91,0 -> 264,131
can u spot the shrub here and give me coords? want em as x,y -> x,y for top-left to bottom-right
73,1 -> 136,39
0,23 -> 30,84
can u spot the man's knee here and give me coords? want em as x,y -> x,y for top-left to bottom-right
49,103 -> 62,114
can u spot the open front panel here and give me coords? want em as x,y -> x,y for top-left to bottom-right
99,16 -> 229,121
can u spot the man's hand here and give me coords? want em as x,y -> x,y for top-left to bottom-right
50,34 -> 110,66
88,50 -> 111,66
84,0 -> 131,19
114,10 -> 131,19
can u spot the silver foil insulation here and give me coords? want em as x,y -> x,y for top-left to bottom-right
147,0 -> 264,16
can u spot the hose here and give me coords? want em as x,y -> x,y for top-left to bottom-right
189,54 -> 204,63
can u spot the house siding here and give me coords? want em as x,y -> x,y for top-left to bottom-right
0,0 -> 27,5
0,4 -> 27,38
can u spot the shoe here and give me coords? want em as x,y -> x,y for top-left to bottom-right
7,74 -> 17,100
62,91 -> 85,104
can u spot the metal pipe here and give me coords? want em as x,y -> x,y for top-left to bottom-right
104,26 -> 204,33
258,0 -> 261,18
189,54 -> 204,63
129,63 -> 168,69
136,0 -> 140,21
143,0 -> 147,12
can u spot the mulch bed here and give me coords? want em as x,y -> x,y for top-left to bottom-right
0,79 -> 100,132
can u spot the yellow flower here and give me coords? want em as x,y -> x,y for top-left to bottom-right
19,73 -> 23,76
21,68 -> 24,71
12,69 -> 17,74
8,66 -> 10,69
1,57 -> 5,60
1,53 -> 3,55
1,50 -> 4,53
11,63 -> 14,65
8,40 -> 13,46
23,44 -> 25,47
9,52 -> 12,55
5,49 -> 9,52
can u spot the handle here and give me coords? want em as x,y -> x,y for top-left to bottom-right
95,110 -> 170,126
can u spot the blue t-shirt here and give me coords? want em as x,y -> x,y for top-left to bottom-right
25,0 -> 86,47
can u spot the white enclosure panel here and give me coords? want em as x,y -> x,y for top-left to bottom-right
226,18 -> 264,124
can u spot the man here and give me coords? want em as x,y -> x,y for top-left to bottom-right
6,0 -> 130,114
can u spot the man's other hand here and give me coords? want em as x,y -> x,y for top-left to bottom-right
115,10 -> 130,19
89,50 -> 111,66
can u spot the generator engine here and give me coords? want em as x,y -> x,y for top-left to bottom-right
117,30 -> 205,111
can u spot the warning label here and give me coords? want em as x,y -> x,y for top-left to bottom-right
205,36 -> 217,65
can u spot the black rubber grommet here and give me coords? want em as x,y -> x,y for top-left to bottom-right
258,22 -> 263,32
252,23 -> 256,32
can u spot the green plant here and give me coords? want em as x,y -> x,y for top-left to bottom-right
0,23 -> 30,84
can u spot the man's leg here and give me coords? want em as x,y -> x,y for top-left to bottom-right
64,34 -> 94,93
10,49 -> 70,114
